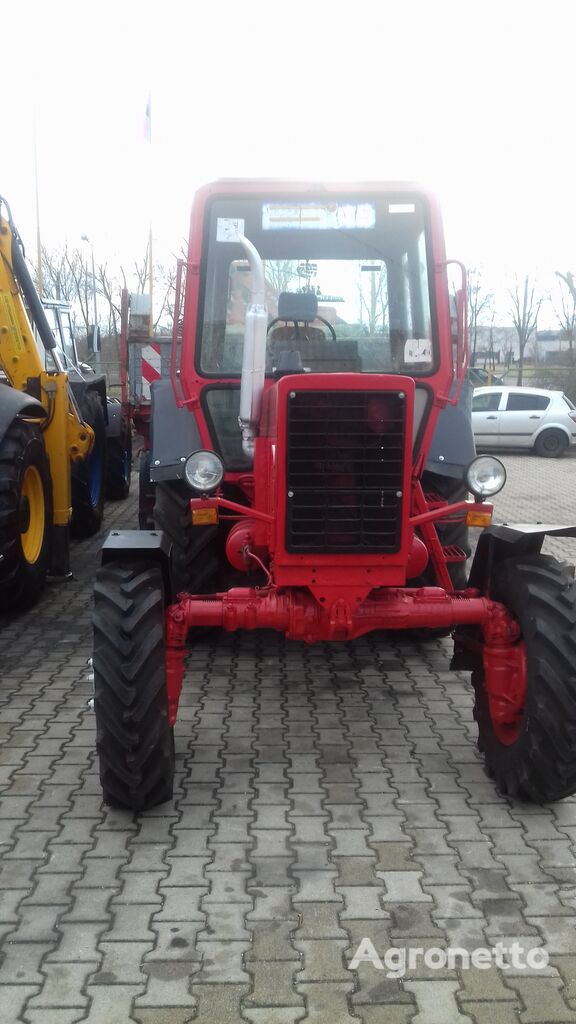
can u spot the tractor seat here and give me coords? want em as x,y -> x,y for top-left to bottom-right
267,290 -> 361,372
268,290 -> 326,345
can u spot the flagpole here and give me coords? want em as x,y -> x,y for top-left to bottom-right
34,118 -> 43,297
145,95 -> 153,337
148,224 -> 153,337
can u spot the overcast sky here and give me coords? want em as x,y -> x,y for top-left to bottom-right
3,0 -> 575,323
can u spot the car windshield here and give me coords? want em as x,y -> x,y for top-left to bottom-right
199,195 -> 436,376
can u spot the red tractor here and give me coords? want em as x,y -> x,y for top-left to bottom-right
93,180 -> 576,810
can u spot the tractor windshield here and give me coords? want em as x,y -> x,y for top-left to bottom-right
199,194 -> 437,376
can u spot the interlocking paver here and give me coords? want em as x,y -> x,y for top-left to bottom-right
0,941 -> 52,984
0,985 -> 41,1023
296,981 -> 357,1023
191,982 -> 249,1024
81,984 -> 145,1023
24,1010 -> 86,1024
507,976 -> 576,1022
403,980 -> 473,1023
27,962 -> 97,1009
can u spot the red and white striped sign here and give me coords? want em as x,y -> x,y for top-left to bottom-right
141,343 -> 161,399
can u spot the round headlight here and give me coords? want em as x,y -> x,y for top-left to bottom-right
184,450 -> 224,493
465,455 -> 507,499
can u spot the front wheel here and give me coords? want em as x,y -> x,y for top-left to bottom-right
473,553 -> 576,802
0,421 -> 52,611
153,481 -> 218,595
93,561 -> 175,810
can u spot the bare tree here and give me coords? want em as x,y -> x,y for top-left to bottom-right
509,275 -> 542,385
554,271 -> 576,363
59,248 -> 93,336
264,260 -> 299,296
41,246 -> 80,306
39,238 -> 190,342
97,263 -> 122,340
467,268 -> 493,365
157,243 -> 190,329
358,266 -> 388,335
133,241 -> 150,294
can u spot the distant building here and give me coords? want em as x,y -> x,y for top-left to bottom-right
471,326 -> 573,365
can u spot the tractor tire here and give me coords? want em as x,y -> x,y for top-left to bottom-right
106,418 -> 132,500
93,560 -> 175,810
473,553 -> 576,803
0,420 -> 52,612
153,481 -> 218,595
138,450 -> 155,530
534,428 -> 568,458
71,390 -> 106,537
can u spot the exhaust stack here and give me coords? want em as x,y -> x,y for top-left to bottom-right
237,235 -> 268,458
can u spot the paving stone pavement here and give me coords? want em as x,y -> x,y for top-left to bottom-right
1,450 -> 576,1023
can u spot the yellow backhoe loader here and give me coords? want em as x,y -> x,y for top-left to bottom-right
0,196 -> 93,610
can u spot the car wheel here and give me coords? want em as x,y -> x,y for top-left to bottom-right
534,428 -> 568,458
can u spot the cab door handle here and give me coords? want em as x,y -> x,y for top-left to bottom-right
529,415 -> 541,419
486,415 -> 497,420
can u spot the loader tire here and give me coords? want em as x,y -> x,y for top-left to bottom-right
93,561 -> 175,810
71,390 -> 106,537
106,418 -> 132,500
153,481 -> 218,595
138,450 -> 155,530
473,553 -> 576,803
0,420 -> 52,612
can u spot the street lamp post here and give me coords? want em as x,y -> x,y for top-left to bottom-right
81,234 -> 99,371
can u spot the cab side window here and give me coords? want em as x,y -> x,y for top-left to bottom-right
472,392 -> 501,412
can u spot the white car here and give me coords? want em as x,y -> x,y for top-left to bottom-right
472,386 -> 576,457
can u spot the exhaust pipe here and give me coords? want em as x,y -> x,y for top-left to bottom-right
237,235 -> 268,459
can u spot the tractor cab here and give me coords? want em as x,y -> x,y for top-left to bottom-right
174,186 -> 456,476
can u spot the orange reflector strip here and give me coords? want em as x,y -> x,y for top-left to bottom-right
192,507 -> 218,526
465,509 -> 493,528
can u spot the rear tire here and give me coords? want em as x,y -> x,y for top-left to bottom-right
473,553 -> 576,802
534,428 -> 568,458
71,390 -> 106,537
0,420 -> 52,611
153,481 -> 218,595
106,418 -> 132,500
93,561 -> 175,810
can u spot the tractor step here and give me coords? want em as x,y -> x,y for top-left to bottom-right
442,544 -> 468,563
424,491 -> 449,510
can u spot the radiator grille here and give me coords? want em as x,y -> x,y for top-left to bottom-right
285,390 -> 406,553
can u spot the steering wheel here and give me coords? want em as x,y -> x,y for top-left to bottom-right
267,316 -> 337,341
